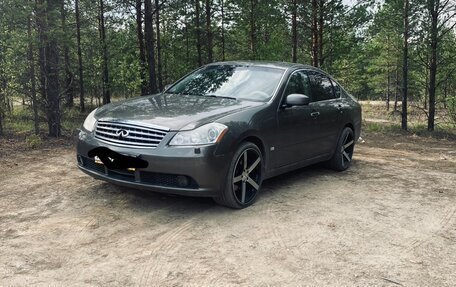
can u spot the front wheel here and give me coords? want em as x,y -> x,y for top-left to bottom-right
328,127 -> 355,171
214,142 -> 263,209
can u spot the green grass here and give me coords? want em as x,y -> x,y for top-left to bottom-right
4,107 -> 41,136
61,107 -> 91,136
3,104 -> 95,138
25,134 -> 43,148
409,124 -> 456,140
363,122 -> 401,133
360,100 -> 455,140
363,121 -> 456,140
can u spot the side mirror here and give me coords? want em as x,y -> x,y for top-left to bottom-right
285,94 -> 310,106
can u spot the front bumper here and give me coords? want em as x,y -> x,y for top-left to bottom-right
76,130 -> 230,197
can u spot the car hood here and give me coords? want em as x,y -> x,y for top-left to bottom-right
95,93 -> 264,131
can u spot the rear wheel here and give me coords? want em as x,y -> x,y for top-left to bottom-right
214,142 -> 263,209
328,127 -> 355,171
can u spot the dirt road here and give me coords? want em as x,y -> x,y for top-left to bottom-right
1,133 -> 455,286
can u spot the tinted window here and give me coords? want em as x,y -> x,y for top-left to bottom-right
341,88 -> 350,98
309,72 -> 335,101
330,79 -> 341,98
284,71 -> 311,97
167,65 -> 285,102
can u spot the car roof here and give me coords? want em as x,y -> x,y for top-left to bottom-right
208,61 -> 321,72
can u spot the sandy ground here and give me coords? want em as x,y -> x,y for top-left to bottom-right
0,132 -> 455,286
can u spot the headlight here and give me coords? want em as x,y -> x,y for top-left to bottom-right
169,123 -> 228,146
83,108 -> 98,132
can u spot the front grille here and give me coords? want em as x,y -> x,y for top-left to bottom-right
95,121 -> 168,148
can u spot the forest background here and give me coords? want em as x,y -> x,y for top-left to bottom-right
0,0 -> 455,144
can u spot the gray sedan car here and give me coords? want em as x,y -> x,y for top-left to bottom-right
77,61 -> 361,208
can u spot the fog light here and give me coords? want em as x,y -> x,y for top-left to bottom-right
176,175 -> 189,187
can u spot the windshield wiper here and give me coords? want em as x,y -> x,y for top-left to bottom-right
170,92 -> 237,100
201,94 -> 237,100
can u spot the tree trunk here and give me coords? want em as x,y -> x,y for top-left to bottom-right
75,0 -> 85,112
386,72 -> 390,111
0,93 -> 3,135
402,0 -> 409,131
249,0 -> 257,59
47,3 -> 61,137
424,54 -> 429,109
443,79 -> 448,109
28,9 -> 39,135
61,0 -> 73,108
205,0 -> 213,63
221,0 -> 225,61
427,0 -> 438,131
37,0 -> 46,107
386,33 -> 390,111
37,0 -> 61,137
195,0 -> 203,66
0,64 -> 4,136
263,21 -> 270,44
326,12 -> 334,72
99,0 -> 110,104
291,0 -> 297,63
0,111 -> 3,136
185,21 -> 190,65
318,0 -> 324,67
162,19 -> 168,85
144,0 -> 158,93
136,0 -> 147,96
311,0 -> 318,67
155,0 -> 163,91
394,68 -> 399,111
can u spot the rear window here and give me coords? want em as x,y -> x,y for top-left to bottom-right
309,72 -> 336,102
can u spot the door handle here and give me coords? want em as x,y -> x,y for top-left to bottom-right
310,111 -> 320,117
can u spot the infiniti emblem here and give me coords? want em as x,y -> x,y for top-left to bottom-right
116,129 -> 130,138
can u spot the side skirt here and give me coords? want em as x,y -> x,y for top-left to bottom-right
264,153 -> 331,180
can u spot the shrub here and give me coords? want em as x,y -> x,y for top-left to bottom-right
447,96 -> 456,125
25,134 -> 43,149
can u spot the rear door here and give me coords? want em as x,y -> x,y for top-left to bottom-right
307,71 -> 342,156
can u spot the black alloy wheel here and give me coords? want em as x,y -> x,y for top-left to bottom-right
328,127 -> 355,171
215,142 -> 263,209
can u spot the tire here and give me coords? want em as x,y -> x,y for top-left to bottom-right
327,127 -> 355,171
214,142 -> 263,209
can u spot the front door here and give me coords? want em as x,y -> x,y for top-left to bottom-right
273,70 -> 320,168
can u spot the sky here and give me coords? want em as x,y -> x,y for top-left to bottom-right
343,0 -> 356,6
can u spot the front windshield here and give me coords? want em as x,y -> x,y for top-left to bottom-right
167,65 -> 285,102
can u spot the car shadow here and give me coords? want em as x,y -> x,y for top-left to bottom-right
258,159 -> 363,204
85,180 -> 217,216
83,161 -> 359,215
259,163 -> 327,198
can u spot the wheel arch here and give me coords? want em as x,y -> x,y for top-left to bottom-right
238,133 -> 268,171
344,122 -> 355,137
330,122 -> 355,158
242,136 -> 266,158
